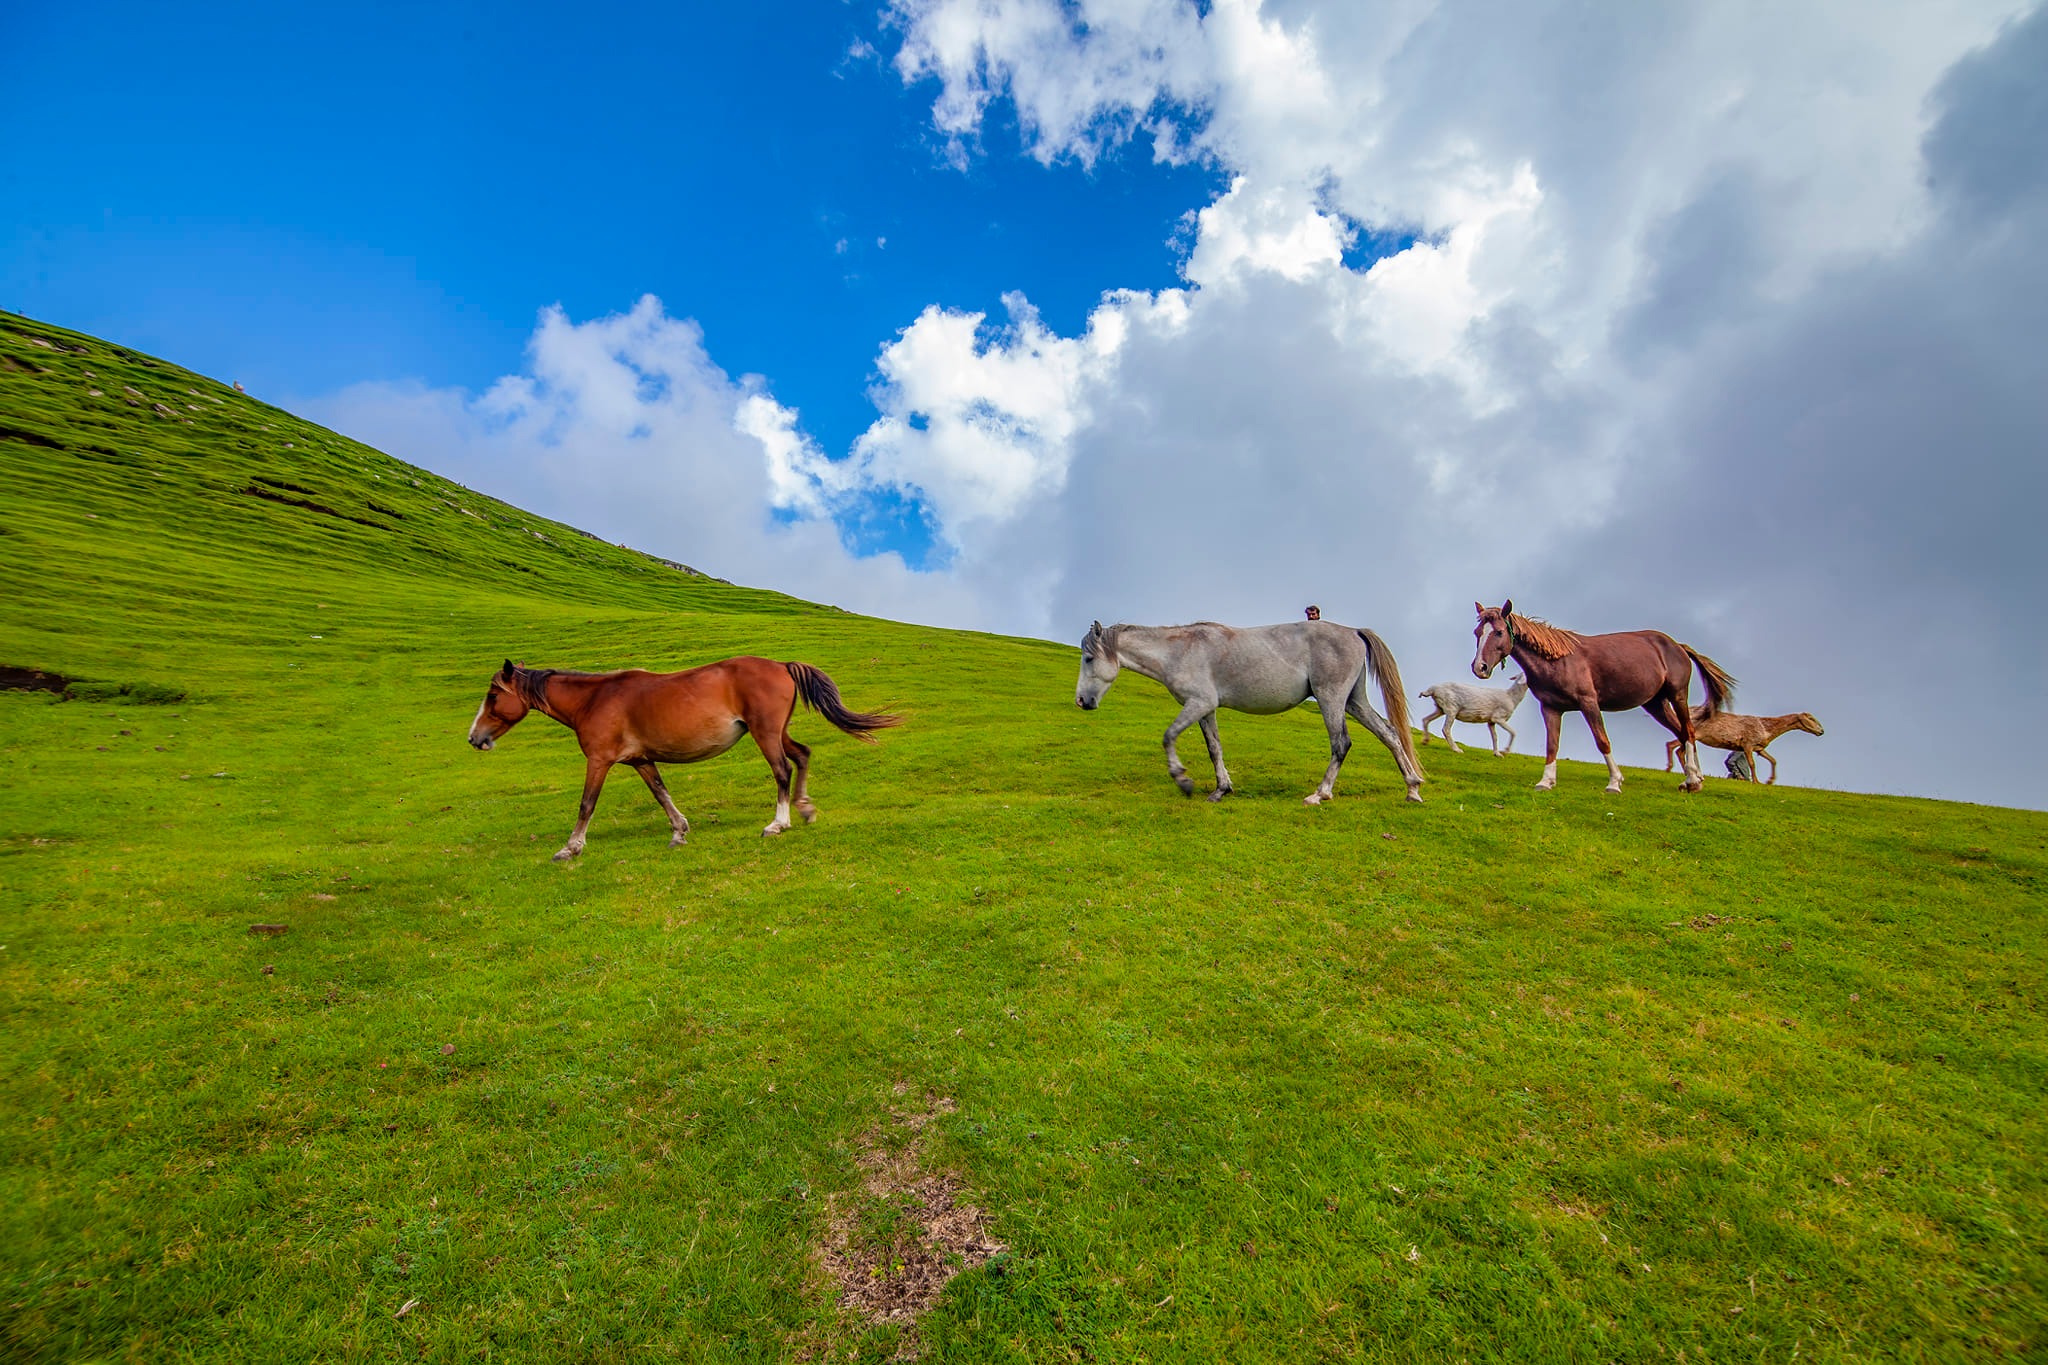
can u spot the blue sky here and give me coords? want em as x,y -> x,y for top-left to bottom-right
2,1 -> 1218,480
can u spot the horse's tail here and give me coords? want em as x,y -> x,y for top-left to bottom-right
1358,629 -> 1424,779
785,662 -> 901,742
1681,645 -> 1736,716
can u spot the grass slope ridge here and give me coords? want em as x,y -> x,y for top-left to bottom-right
2,313 -> 2044,1363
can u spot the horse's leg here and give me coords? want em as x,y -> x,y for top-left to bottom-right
1584,709 -> 1623,792
1195,714 -> 1233,802
554,756 -> 613,861
1754,745 -> 1774,784
1163,698 -> 1214,797
751,729 -> 798,836
627,759 -> 689,848
1305,694 -> 1353,805
1664,738 -> 1680,772
1536,706 -> 1563,790
1345,695 -> 1425,803
1649,693 -> 1703,792
785,737 -> 817,822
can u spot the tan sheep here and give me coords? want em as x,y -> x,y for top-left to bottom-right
1666,708 -> 1823,784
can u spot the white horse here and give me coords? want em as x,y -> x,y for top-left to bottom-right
1416,675 -> 1529,755
1075,619 -> 1424,804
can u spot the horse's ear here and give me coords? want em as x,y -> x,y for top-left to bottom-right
1474,601 -> 1485,617
1501,599 -> 1513,618
501,659 -> 516,680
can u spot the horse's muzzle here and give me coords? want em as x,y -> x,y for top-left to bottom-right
1076,697 -> 1097,711
470,735 -> 494,751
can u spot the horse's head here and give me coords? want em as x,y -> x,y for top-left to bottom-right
469,659 -> 533,751
1075,621 -> 1120,711
1793,712 -> 1825,737
1472,601 -> 1515,679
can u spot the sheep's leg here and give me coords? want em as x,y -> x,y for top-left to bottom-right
1418,705 -> 1444,745
1443,718 -> 1462,754
1485,721 -> 1501,756
1498,719 -> 1514,755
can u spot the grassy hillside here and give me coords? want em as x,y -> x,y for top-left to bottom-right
2,312 -> 2043,1363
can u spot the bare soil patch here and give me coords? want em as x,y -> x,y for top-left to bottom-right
813,1089 -> 1006,1358
242,484 -> 392,530
0,666 -> 72,694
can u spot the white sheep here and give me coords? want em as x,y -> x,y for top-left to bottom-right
1416,675 -> 1529,755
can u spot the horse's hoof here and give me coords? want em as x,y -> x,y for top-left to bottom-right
1534,781 -> 1555,792
1406,788 -> 1424,803
669,835 -> 687,849
1681,779 -> 1702,793
551,847 -> 578,862
762,824 -> 787,837
1175,778 -> 1195,797
1207,789 -> 1228,803
799,809 -> 818,825
1605,783 -> 1624,795
1303,793 -> 1323,806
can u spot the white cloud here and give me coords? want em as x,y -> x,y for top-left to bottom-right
302,295 -> 981,626
845,291 -> 1156,540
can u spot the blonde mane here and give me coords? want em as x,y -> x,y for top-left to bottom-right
1508,613 -> 1582,660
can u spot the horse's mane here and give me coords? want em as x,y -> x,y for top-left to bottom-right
1508,613 -> 1582,660
511,666 -> 607,708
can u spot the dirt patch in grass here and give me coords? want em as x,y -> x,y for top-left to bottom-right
242,484 -> 392,530
814,1089 -> 1006,1357
0,423 -> 63,449
0,666 -> 72,694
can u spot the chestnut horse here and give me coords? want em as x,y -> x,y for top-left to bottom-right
1471,602 -> 1734,794
468,657 -> 898,859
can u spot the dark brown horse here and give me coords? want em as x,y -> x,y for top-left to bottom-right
1471,602 -> 1734,794
468,657 -> 898,859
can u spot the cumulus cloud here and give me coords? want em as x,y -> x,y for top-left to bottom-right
303,295 -> 979,625
311,1 -> 2046,808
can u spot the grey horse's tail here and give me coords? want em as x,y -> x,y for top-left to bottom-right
1358,629 -> 1424,779
785,662 -> 901,742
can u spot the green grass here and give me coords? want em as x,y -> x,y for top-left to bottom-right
2,312 -> 2043,1362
